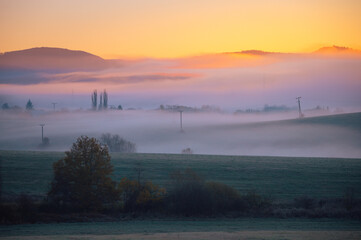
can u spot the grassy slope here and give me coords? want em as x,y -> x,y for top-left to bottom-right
228,111 -> 361,130
1,150 -> 360,200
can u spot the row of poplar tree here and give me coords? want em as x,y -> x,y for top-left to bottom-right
91,89 -> 108,110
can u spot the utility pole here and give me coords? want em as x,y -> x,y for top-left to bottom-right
52,103 -> 57,111
179,110 -> 184,132
39,124 -> 45,143
296,97 -> 303,118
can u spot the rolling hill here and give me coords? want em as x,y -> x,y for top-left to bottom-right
0,47 -> 119,71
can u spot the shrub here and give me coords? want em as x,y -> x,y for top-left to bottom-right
167,168 -> 251,216
118,178 -> 165,212
205,181 -> 244,213
167,168 -> 209,215
294,196 -> 315,210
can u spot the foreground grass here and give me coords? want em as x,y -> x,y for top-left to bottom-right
1,218 -> 361,237
2,231 -> 361,240
1,150 -> 361,200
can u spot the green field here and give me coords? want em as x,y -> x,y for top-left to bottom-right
1,150 -> 360,200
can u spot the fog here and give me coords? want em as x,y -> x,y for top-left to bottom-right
0,110 -> 360,158
1,51 -> 361,112
1,49 -> 360,158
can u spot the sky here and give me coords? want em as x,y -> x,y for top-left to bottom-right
1,0 -> 361,58
0,0 -> 361,111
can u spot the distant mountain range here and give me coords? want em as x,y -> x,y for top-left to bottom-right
0,47 -> 120,71
0,46 -> 359,73
226,45 -> 360,56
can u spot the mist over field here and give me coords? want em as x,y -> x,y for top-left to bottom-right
1,47 -> 361,158
0,110 -> 360,158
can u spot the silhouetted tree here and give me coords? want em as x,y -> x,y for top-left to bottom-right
25,99 -> 33,110
48,136 -> 118,211
118,105 -> 123,110
103,89 -> 108,109
98,93 -> 103,110
101,133 -> 137,153
91,90 -> 97,110
1,103 -> 9,110
182,148 -> 193,154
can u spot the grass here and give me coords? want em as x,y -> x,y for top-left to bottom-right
1,150 -> 360,200
1,218 -> 361,237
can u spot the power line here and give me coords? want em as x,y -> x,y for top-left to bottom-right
39,124 -> 45,143
296,97 -> 304,118
51,103 -> 58,111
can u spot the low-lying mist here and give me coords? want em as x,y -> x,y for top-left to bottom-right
0,110 -> 360,158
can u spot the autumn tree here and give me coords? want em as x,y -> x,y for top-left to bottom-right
48,136 -> 118,211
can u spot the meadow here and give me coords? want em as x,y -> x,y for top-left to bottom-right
1,113 -> 361,239
1,150 -> 360,201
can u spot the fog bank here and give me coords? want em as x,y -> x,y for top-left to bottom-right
0,110 -> 360,158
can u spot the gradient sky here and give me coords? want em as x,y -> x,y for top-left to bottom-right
1,0 -> 361,58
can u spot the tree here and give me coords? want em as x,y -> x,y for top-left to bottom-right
1,103 -> 9,110
103,89 -> 108,109
181,148 -> 193,154
25,99 -> 33,110
98,92 -> 103,110
48,136 -> 118,211
100,133 -> 137,153
118,105 -> 123,110
91,90 -> 97,110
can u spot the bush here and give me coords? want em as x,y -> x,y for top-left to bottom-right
167,168 -> 209,215
118,178 -> 166,212
101,133 -> 136,153
294,196 -> 315,210
205,181 -> 244,213
48,136 -> 118,212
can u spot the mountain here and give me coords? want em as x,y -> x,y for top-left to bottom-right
225,50 -> 279,56
0,47 -> 118,71
314,45 -> 361,55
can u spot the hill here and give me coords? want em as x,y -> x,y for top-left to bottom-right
0,47 -> 118,71
240,112 -> 361,131
314,45 -> 361,55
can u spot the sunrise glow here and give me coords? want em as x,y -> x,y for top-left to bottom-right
1,0 -> 361,58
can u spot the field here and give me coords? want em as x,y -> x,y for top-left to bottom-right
1,112 -> 361,239
1,150 -> 361,201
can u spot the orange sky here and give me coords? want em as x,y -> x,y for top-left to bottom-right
1,0 -> 361,58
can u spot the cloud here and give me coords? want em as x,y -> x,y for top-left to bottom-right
0,69 -> 199,85
51,72 -> 200,84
